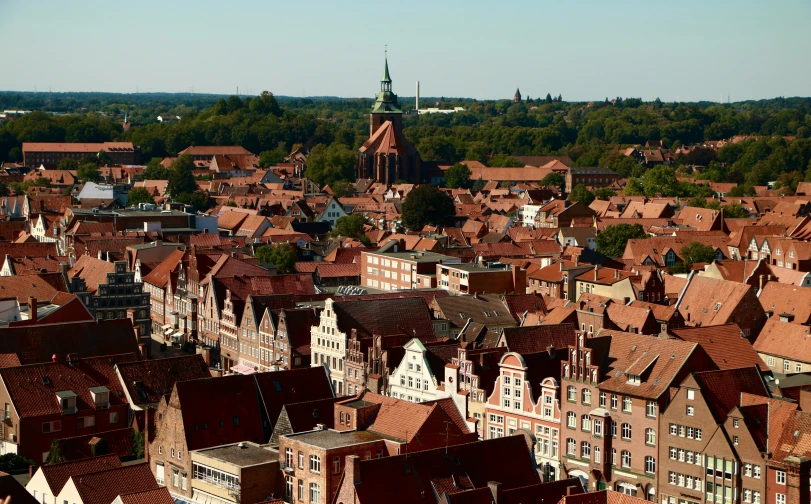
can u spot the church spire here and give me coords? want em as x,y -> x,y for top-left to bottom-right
381,47 -> 392,93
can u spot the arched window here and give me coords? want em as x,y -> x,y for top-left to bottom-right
581,442 -> 591,459
622,423 -> 632,440
645,456 -> 656,474
567,412 -> 576,428
621,450 -> 631,468
567,438 -> 576,456
567,386 -> 576,402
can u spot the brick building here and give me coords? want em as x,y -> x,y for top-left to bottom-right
22,142 -> 140,168
559,332 -> 716,498
565,167 -> 619,192
361,241 -> 459,291
436,261 -> 526,295
190,441 -> 278,504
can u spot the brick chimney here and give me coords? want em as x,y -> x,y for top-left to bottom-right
783,456 -> 811,504
511,265 -> 526,293
346,455 -> 361,485
28,296 -> 37,323
800,389 -> 811,413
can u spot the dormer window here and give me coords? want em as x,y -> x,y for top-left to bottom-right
56,391 -> 77,415
90,386 -> 110,409
626,374 -> 641,386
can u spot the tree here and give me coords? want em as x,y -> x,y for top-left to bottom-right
687,196 -> 709,208
131,429 -> 145,459
670,241 -> 716,273
400,184 -> 455,230
488,154 -> 523,167
721,202 -> 749,218
143,158 -> 170,180
641,165 -> 679,196
167,154 -> 197,196
596,224 -> 647,258
568,184 -> 595,205
306,143 -> 356,187
174,191 -> 209,212
539,172 -> 564,189
255,243 -> 297,273
259,141 -> 288,167
127,187 -> 155,206
623,177 -> 644,196
444,163 -> 473,189
545,93 -> 553,104
330,180 -> 354,198
77,163 -> 101,183
593,187 -> 616,200
57,158 -> 78,171
331,214 -> 369,244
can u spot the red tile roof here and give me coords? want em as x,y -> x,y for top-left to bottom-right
117,487 -> 175,504
692,367 -> 769,423
0,273 -> 62,303
0,353 -> 136,417
55,428 -> 134,461
253,367 -> 335,433
757,281 -> 811,325
333,297 -> 436,339
68,463 -> 158,504
753,318 -> 811,363
68,255 -> 116,293
39,454 -> 121,496
499,324 -> 577,355
115,354 -> 210,406
672,324 -> 767,371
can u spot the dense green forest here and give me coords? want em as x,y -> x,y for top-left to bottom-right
2,91 -> 811,194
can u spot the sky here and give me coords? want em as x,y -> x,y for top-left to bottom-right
1,0 -> 810,102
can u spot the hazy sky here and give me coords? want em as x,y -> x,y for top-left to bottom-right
1,0 -> 809,102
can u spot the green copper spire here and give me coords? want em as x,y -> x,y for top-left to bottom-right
382,48 -> 391,83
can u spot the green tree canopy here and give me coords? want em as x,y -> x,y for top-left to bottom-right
127,187 -> 155,206
255,243 -> 297,273
488,154 -> 524,167
331,214 -> 369,244
592,187 -> 616,200
568,184 -> 595,205
641,165 -> 679,197
721,202 -> 749,218
306,143 -> 356,187
539,172 -> 564,189
670,241 -> 717,273
143,157 -> 170,180
167,154 -> 197,196
596,223 -> 647,258
330,180 -> 354,198
57,158 -> 78,171
401,184 -> 455,230
259,141 -> 288,167
444,163 -> 473,189
77,163 -> 101,183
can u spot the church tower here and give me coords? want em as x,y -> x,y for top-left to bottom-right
357,52 -> 421,185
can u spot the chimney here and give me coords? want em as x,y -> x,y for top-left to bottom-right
52,354 -> 59,363
783,456 -> 811,504
487,481 -> 502,504
415,81 -> 420,111
759,274 -> 765,291
138,343 -> 147,359
58,261 -> 68,275
28,296 -> 37,323
800,389 -> 811,413
28,464 -> 37,479
347,455 -> 361,485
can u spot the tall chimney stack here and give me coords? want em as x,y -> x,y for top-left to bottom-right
415,81 -> 420,111
28,296 -> 37,323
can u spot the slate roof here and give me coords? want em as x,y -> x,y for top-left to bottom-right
115,354 -> 210,406
672,324 -> 767,371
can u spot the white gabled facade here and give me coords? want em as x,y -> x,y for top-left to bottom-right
309,298 -> 348,395
387,338 -> 441,403
316,196 -> 347,225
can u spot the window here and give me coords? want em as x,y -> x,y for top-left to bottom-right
796,363 -> 803,373
298,451 -> 305,468
621,450 -> 631,468
621,423 -> 632,440
567,438 -> 576,456
599,392 -> 606,407
567,386 -> 576,402
686,389 -> 695,400
581,415 -> 591,432
754,465 -> 761,478
622,396 -> 632,412
594,419 -> 603,436
686,405 -> 695,416
110,411 -> 119,424
172,468 -> 179,487
567,412 -> 576,428
156,463 -> 164,485
776,470 -> 786,485
309,482 -> 321,504
582,389 -> 591,404
784,360 -> 790,372
646,400 -> 656,417
645,428 -> 655,445
286,476 -> 293,499
645,456 -> 655,474
611,394 -> 618,410
310,455 -> 321,473
776,494 -> 785,504
581,441 -> 591,459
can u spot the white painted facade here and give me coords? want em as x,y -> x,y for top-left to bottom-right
26,466 -> 57,504
387,338 -> 441,403
309,298 -> 348,395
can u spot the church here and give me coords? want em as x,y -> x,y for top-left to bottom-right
356,55 -> 421,184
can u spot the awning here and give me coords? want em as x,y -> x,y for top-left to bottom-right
161,324 -> 172,330
164,328 -> 173,335
230,364 -> 257,375
172,331 -> 184,339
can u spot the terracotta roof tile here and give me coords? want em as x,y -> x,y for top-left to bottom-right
693,367 -> 769,423
672,324 -> 766,371
757,281 -> 811,324
40,454 -> 121,496
117,487 -> 175,504
68,463 -> 158,504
